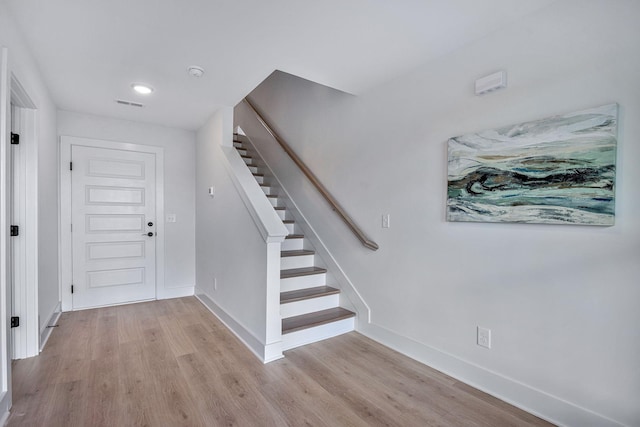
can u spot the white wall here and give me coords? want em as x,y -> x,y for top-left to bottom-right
57,111 -> 196,297
195,107 -> 277,359
243,1 -> 640,425
1,2 -> 59,349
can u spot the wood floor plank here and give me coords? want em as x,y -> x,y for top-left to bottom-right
176,352 -> 255,426
116,340 -> 155,427
86,355 -> 119,426
7,297 -> 554,427
157,314 -> 196,358
141,325 -> 206,427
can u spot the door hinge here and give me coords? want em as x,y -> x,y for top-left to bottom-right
11,317 -> 19,328
11,132 -> 19,145
71,285 -> 74,294
70,161 -> 73,171
10,225 -> 19,236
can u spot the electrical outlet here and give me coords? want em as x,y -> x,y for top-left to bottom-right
166,214 -> 177,223
477,326 -> 491,349
382,214 -> 390,228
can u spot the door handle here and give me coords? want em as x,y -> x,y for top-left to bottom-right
142,232 -> 155,237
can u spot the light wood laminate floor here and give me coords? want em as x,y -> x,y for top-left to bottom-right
8,297 -> 554,426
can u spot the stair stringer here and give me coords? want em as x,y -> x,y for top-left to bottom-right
237,127 -> 371,326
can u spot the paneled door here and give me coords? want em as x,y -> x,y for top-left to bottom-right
71,145 -> 157,309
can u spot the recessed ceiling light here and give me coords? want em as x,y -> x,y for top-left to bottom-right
131,83 -> 154,95
187,66 -> 205,78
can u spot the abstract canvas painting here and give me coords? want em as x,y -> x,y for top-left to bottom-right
447,104 -> 618,225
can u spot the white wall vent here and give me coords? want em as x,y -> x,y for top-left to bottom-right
115,99 -> 144,107
475,70 -> 507,96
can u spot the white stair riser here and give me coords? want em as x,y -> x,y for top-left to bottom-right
281,294 -> 340,319
284,222 -> 295,234
282,238 -> 304,251
254,175 -> 265,184
261,186 -> 273,195
248,165 -> 258,174
281,273 -> 326,292
233,143 -> 243,149
275,210 -> 286,220
236,149 -> 248,156
243,157 -> 254,166
282,317 -> 355,351
268,197 -> 279,207
280,254 -> 314,270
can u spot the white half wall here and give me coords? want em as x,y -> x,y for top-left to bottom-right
195,107 -> 281,361
57,111 -> 196,297
243,1 -> 640,425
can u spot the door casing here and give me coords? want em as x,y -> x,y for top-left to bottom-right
10,76 -> 38,360
0,44 -> 12,423
60,136 -> 165,311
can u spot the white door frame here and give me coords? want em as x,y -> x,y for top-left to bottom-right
10,76 -> 39,360
0,45 -> 13,424
60,136 -> 165,311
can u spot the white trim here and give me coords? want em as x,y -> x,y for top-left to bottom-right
9,75 -> 36,109
195,290 -> 283,363
264,241 -> 282,359
39,302 -> 61,352
10,101 -> 39,359
358,323 -> 624,427
0,408 -> 9,426
220,145 -> 288,243
59,136 -> 165,312
157,285 -> 194,300
0,45 -> 13,420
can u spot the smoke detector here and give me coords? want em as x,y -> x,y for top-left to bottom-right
187,65 -> 205,78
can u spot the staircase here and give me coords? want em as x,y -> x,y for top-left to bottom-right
233,134 -> 355,351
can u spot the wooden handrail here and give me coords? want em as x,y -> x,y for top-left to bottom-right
243,97 -> 379,251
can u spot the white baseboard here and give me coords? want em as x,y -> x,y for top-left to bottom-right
358,323 -> 624,427
40,301 -> 62,352
0,410 -> 9,426
157,286 -> 194,300
194,289 -> 283,363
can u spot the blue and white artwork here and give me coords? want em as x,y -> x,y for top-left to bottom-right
447,104 -> 618,225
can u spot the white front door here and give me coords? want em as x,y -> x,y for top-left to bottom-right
70,145 -> 157,309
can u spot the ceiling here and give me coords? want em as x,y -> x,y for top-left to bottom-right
6,0 -> 556,130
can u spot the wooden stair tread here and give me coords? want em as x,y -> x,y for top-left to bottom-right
252,173 -> 264,177
285,234 -> 304,239
267,194 -> 278,199
281,249 -> 315,257
274,207 -> 286,211
282,220 -> 294,224
282,307 -> 355,334
280,286 -> 339,304
281,266 -> 326,279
